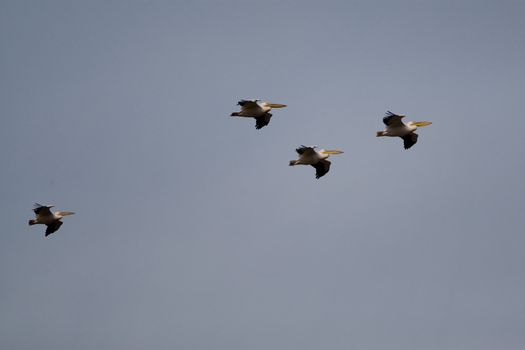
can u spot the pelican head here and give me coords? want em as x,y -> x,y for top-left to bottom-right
55,211 -> 75,218
266,103 -> 287,109
320,149 -> 344,155
409,121 -> 432,128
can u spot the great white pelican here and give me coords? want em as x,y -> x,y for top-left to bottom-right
376,111 -> 432,149
28,203 -> 75,237
289,145 -> 344,179
231,99 -> 287,129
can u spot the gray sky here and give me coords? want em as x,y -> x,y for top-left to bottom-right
1,1 -> 525,349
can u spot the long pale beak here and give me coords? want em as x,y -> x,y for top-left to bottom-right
57,211 -> 75,216
267,103 -> 287,108
412,121 -> 432,127
321,150 -> 344,155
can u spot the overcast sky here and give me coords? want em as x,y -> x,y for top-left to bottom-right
1,1 -> 525,349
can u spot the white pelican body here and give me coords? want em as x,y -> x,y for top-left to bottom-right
289,145 -> 343,179
377,111 -> 432,149
231,99 -> 287,129
28,203 -> 75,237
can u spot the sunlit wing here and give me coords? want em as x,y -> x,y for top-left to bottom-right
383,111 -> 405,127
33,203 -> 52,217
237,100 -> 260,109
295,145 -> 317,156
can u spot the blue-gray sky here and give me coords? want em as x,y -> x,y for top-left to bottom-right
1,1 -> 525,349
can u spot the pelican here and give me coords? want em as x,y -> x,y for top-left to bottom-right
231,99 -> 287,129
28,203 -> 75,237
376,111 -> 432,149
289,145 -> 344,179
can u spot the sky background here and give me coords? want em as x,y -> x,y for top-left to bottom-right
1,0 -> 525,349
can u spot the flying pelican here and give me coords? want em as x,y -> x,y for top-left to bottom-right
231,99 -> 287,129
376,111 -> 432,149
28,203 -> 75,237
289,145 -> 344,179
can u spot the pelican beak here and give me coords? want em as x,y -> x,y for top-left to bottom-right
321,150 -> 344,155
412,121 -> 432,127
59,211 -> 75,216
267,103 -> 287,108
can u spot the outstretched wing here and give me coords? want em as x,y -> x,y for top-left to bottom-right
401,132 -> 418,149
295,145 -> 317,156
33,203 -> 52,217
383,111 -> 405,127
311,159 -> 331,179
237,99 -> 260,108
45,220 -> 63,237
255,113 -> 272,129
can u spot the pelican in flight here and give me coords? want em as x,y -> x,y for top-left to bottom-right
231,99 -> 287,129
376,111 -> 432,149
28,203 -> 75,237
289,145 -> 344,179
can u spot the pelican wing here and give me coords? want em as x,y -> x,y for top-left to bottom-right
237,100 -> 259,109
255,113 -> 272,130
401,132 -> 418,149
45,220 -> 63,237
295,145 -> 317,156
383,111 -> 405,127
33,203 -> 52,217
312,159 -> 331,179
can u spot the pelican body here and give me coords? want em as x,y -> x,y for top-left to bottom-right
289,145 -> 343,179
28,203 -> 75,237
231,99 -> 287,129
376,111 -> 432,149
